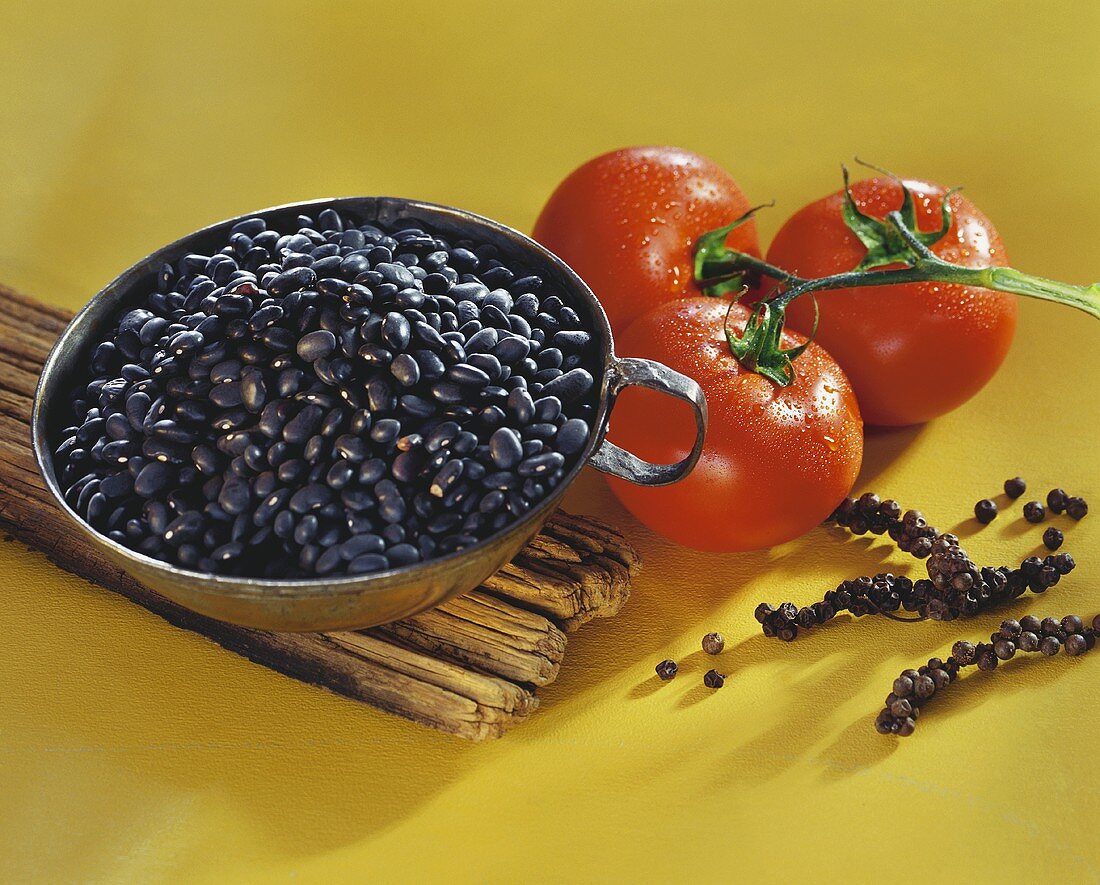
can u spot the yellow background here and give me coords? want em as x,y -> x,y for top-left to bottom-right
2,1 -> 1099,881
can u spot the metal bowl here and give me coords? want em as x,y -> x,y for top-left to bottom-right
32,197 -> 707,632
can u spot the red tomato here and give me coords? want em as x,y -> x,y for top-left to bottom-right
533,146 -> 760,336
767,177 -> 1017,426
606,297 -> 863,552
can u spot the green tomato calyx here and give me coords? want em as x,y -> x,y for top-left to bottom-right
724,297 -> 818,388
841,159 -> 959,271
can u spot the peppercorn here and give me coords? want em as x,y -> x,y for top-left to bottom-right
1023,501 -> 1046,523
703,669 -> 725,689
1043,526 -> 1064,551
757,541 -> 1075,641
1066,496 -> 1089,521
1065,634 -> 1089,656
876,610 -> 1097,737
1052,553 -> 1076,574
701,632 -> 724,655
827,493 -> 939,558
913,674 -> 936,699
1047,488 -> 1068,514
783,490 -> 1081,646
974,498 -> 998,524
1004,477 -> 1027,498
951,641 -> 977,665
655,659 -> 678,681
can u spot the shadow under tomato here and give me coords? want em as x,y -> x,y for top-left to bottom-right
857,422 -> 926,486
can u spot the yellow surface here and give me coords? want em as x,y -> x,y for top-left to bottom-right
2,1 -> 1099,881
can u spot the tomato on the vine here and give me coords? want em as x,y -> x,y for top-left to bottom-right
533,146 -> 760,336
765,177 -> 1017,426
605,297 -> 863,552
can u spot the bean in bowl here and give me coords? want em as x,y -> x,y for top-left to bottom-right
52,210 -> 598,578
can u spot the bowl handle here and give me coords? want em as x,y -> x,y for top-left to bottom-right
589,356 -> 708,486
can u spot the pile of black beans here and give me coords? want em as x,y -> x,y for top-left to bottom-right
52,208 -> 597,577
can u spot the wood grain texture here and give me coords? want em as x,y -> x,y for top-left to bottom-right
0,284 -> 640,740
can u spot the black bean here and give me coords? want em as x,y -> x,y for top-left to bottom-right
525,422 -> 557,441
392,449 -> 427,483
379,496 -> 406,523
99,472 -> 134,499
424,380 -> 460,404
348,553 -> 389,574
518,451 -> 565,476
466,328 -> 498,354
554,330 -> 591,350
429,459 -> 465,497
293,514 -> 318,545
367,376 -> 397,412
382,312 -> 411,351
209,382 -> 243,409
288,483 -> 332,514
493,336 -> 530,365
269,266 -> 317,297
338,534 -> 383,560
218,477 -> 251,515
424,421 -> 461,452
297,330 -> 337,363
273,368 -> 303,398
391,353 -> 421,387
163,511 -> 203,545
414,350 -> 445,380
133,461 -> 174,496
261,326 -> 296,352
533,396 -> 562,422
541,368 -> 594,403
489,427 -> 523,469
124,391 -> 152,430
252,488 -> 289,526
511,275 -> 542,295
481,470 -> 519,491
387,543 -> 420,566
506,388 -> 535,424
283,405 -> 324,444
556,418 -> 590,455
478,490 -> 506,514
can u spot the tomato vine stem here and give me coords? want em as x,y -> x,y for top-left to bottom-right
703,218 -> 1100,321
697,192 -> 1100,386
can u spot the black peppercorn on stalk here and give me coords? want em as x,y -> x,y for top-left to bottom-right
826,493 -> 939,559
876,614 -> 1100,737
756,531 -> 1076,641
